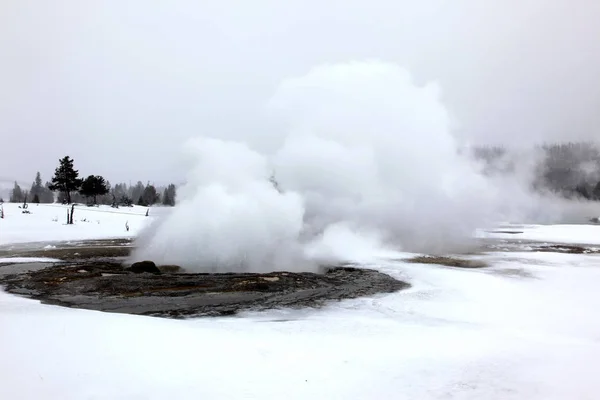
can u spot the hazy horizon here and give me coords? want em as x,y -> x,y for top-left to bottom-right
2,0 -> 600,184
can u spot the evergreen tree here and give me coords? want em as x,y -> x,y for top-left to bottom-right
79,175 -> 109,205
162,183 -> 177,206
120,195 -> 133,207
130,181 -> 145,203
111,183 -> 128,203
142,184 -> 159,206
593,181 -> 600,200
42,182 -> 55,203
575,184 -> 591,200
9,181 -> 23,203
29,172 -> 54,203
30,172 -> 43,199
98,180 -> 112,204
48,156 -> 83,204
162,188 -> 171,206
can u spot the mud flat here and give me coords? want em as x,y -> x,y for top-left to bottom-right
0,260 -> 408,318
0,238 -> 133,261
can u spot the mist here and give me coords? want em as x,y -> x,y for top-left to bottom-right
2,1 -> 599,271
2,1 -> 600,183
132,61 -> 539,272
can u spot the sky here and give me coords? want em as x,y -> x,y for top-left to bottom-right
1,0 -> 600,184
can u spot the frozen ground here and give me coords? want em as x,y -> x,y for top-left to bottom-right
481,222 -> 600,246
1,204 -> 600,399
0,203 -> 154,246
0,257 -> 61,263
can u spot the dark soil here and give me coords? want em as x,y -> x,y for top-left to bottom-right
0,239 -> 133,261
405,256 -> 488,268
534,244 -> 600,254
0,261 -> 409,318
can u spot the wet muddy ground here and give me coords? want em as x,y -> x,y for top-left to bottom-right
0,239 -> 408,318
0,262 -> 408,318
2,237 -> 599,318
0,238 -> 132,261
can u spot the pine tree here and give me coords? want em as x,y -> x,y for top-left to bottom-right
120,195 -> 133,207
9,181 -> 23,203
30,172 -> 54,204
42,181 -> 55,203
48,156 -> 83,204
593,181 -> 600,200
162,183 -> 177,206
142,184 -> 159,206
162,188 -> 171,206
130,181 -> 145,204
30,172 -> 43,199
79,175 -> 109,205
98,180 -> 112,204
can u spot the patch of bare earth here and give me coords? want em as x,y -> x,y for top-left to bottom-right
0,262 -> 409,318
491,268 -> 536,279
534,244 -> 600,254
406,256 -> 488,268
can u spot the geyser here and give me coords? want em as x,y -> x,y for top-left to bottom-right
132,61 -> 506,272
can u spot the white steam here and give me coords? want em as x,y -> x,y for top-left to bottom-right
132,138 -> 310,272
132,61 -> 542,272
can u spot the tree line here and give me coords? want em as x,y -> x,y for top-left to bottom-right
6,156 -> 177,207
474,141 -> 600,200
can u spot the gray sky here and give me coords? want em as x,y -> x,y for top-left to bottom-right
1,0 -> 600,184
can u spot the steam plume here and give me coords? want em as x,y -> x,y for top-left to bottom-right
131,61 -> 550,272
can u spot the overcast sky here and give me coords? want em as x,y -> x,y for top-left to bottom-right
1,0 -> 599,184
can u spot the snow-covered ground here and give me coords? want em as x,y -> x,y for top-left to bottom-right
0,203 -> 154,246
1,205 -> 600,399
481,223 -> 600,245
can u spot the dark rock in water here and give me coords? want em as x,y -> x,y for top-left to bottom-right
126,261 -> 161,274
0,261 -> 409,319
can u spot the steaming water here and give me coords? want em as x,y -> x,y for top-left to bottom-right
131,61 -> 581,272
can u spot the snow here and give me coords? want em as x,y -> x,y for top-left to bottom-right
480,223 -> 600,245
0,203 -> 153,245
1,207 -> 600,399
0,257 -> 61,263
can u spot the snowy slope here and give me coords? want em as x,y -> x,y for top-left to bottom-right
0,203 -> 153,245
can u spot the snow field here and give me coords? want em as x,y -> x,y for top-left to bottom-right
0,203 -> 155,246
1,205 -> 600,398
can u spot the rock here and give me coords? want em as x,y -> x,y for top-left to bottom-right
126,261 -> 161,274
